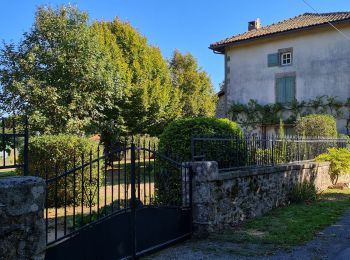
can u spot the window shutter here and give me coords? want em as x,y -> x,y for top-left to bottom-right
268,53 -> 279,67
276,77 -> 285,103
285,76 -> 296,103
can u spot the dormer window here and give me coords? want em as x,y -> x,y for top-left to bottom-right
281,52 -> 292,66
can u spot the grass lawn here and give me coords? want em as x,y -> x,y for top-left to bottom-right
0,169 -> 17,178
211,189 -> 350,250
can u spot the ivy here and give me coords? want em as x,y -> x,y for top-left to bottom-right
229,96 -> 350,133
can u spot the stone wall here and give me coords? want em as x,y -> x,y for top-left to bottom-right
0,176 -> 46,260
189,161 -> 350,237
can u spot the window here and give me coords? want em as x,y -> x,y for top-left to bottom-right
276,75 -> 296,104
267,47 -> 293,67
281,52 -> 292,66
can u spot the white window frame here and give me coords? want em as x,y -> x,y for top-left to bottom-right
281,52 -> 292,66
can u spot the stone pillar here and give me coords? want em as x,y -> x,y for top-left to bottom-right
188,161 -> 218,238
0,176 -> 46,260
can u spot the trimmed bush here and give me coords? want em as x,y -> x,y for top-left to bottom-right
159,117 -> 243,160
295,114 -> 337,137
157,117 -> 243,205
19,134 -> 102,207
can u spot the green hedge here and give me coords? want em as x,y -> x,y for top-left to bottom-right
19,134 -> 102,207
159,117 -> 243,160
295,114 -> 337,137
157,117 -> 243,205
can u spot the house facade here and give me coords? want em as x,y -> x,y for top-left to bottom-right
211,12 -> 350,135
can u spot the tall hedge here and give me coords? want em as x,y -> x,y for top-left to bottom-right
19,134 -> 101,207
295,114 -> 337,137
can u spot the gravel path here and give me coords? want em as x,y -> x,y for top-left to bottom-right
149,209 -> 350,260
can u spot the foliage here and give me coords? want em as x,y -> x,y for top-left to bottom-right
229,96 -> 350,134
92,19 -> 183,137
18,134 -> 102,207
154,159 -> 183,206
159,117 -> 243,161
295,114 -> 337,137
1,5 -> 218,143
230,100 -> 284,132
289,181 -> 318,203
0,5 -> 120,135
316,148 -> 350,184
254,148 -> 286,165
157,117 -> 243,205
169,50 -> 217,118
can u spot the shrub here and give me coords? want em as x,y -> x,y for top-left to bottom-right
159,117 -> 243,160
19,134 -> 102,207
157,117 -> 243,205
295,114 -> 337,137
289,181 -> 318,203
255,148 -> 286,164
316,148 -> 350,184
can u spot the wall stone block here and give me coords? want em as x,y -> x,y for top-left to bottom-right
0,176 -> 46,260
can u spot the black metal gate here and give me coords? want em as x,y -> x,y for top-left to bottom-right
0,117 -> 29,176
44,139 -> 192,259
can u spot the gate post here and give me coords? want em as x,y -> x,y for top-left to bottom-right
130,140 -> 136,259
188,166 -> 194,235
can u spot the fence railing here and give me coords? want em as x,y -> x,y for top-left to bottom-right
41,139 -> 191,246
0,117 -> 28,176
191,135 -> 348,171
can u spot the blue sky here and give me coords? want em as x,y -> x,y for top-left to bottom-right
1,0 -> 349,91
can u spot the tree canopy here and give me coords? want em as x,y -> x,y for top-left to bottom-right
91,19 -> 182,136
169,49 -> 217,117
0,5 -> 217,140
0,5 -> 119,135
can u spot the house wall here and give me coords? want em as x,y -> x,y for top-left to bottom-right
224,25 -> 350,133
215,94 -> 226,118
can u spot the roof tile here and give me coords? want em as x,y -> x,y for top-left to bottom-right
210,12 -> 350,50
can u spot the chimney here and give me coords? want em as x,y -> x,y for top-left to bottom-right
248,18 -> 261,31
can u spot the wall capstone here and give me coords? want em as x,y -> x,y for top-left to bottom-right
0,176 -> 46,260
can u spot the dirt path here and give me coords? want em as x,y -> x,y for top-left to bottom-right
149,209 -> 350,260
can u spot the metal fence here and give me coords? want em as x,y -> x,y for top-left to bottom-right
0,117 -> 28,176
42,139 -> 192,250
191,135 -> 348,171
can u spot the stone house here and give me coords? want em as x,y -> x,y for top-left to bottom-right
211,12 -> 350,135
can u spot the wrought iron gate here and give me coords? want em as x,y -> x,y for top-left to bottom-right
0,117 -> 28,176
44,139 -> 192,259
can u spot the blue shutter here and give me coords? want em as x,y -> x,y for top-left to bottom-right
285,77 -> 296,103
276,78 -> 285,103
268,53 -> 279,67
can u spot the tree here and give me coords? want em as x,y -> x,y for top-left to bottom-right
92,19 -> 182,136
0,6 -> 217,140
169,49 -> 217,117
0,5 -> 120,135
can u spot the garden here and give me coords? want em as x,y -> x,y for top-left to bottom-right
2,111 -> 350,248
1,4 -> 350,259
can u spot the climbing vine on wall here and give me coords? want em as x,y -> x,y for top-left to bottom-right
229,96 -> 350,133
